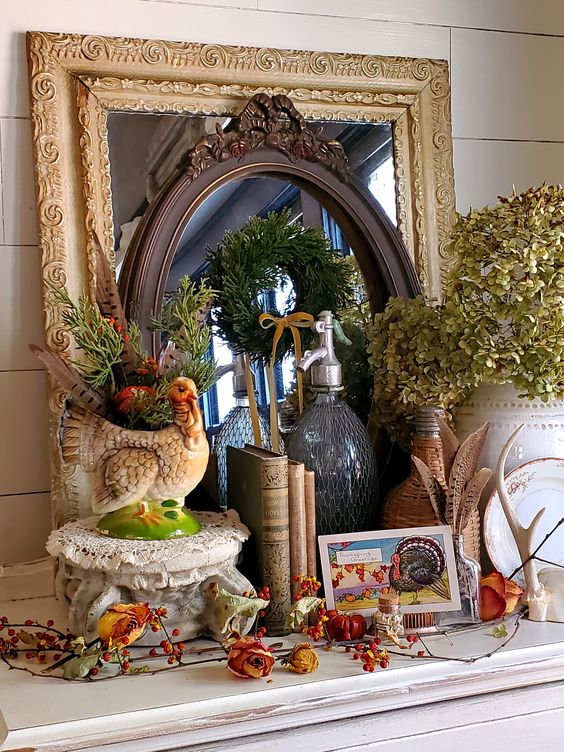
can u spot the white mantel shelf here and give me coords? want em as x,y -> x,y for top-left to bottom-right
1,597 -> 564,752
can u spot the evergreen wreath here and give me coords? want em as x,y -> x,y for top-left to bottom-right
208,210 -> 354,362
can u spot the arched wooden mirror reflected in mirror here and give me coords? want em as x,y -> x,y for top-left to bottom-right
115,95 -> 420,331
113,94 -> 421,438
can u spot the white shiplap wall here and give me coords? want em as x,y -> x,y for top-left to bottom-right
1,0 -> 563,565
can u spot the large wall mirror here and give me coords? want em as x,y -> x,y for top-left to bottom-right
27,31 -> 455,525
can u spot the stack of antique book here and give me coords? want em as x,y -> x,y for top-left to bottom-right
227,445 -> 316,634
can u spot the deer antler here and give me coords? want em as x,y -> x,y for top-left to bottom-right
496,425 -> 547,621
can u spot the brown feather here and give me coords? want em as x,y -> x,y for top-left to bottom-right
428,578 -> 450,601
93,233 -> 138,379
436,415 -> 459,478
411,456 -> 446,524
30,344 -> 108,416
456,466 -> 492,534
445,422 -> 490,528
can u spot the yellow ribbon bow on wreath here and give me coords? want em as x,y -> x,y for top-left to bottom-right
258,312 -> 314,453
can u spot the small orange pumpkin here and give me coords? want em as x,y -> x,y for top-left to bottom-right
113,385 -> 156,415
325,609 -> 367,641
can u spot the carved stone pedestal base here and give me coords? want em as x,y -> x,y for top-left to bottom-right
46,510 -> 252,643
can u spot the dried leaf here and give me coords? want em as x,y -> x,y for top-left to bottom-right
492,624 -> 508,638
285,596 -> 323,631
63,651 -> 101,679
16,630 -> 39,648
207,583 -> 269,635
69,636 -> 87,655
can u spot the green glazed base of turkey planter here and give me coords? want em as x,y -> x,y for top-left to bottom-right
96,499 -> 201,540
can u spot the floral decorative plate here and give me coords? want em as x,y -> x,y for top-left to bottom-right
484,457 -> 564,583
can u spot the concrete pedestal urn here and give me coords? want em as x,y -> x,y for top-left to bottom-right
46,510 -> 253,643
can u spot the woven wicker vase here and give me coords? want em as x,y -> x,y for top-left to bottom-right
381,428 -> 481,561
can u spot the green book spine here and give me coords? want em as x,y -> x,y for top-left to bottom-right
227,445 -> 291,635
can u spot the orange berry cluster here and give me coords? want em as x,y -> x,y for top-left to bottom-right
293,574 -> 328,641
352,639 -> 390,671
101,316 -> 130,342
147,637 -> 186,666
0,616 -> 71,664
292,574 -> 321,600
256,585 -> 270,638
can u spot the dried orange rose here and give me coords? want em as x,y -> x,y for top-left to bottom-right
226,636 -> 275,679
285,643 -> 319,674
480,571 -> 523,621
97,603 -> 152,648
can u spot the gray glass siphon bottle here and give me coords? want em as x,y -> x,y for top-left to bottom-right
286,312 -> 378,536
214,354 -> 273,508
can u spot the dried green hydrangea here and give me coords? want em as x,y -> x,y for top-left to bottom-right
444,184 -> 564,400
367,296 -> 473,449
367,185 -> 564,445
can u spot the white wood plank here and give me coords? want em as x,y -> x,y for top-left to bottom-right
360,707 -> 564,751
0,245 -> 44,371
451,28 -> 564,142
0,370 -> 50,496
178,683 -> 564,752
257,0 -> 564,37
453,138 -> 564,214
0,0 -> 449,119
0,493 -> 51,565
0,118 -> 38,246
0,557 -> 55,601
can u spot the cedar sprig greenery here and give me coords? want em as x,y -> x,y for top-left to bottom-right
49,285 -> 126,392
47,275 -> 217,431
208,210 -> 355,362
150,276 -> 217,396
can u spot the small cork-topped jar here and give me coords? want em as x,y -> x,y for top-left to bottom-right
372,592 -> 404,638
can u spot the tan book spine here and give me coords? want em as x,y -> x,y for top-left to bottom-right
304,469 -> 317,578
260,460 -> 292,635
288,460 -> 307,592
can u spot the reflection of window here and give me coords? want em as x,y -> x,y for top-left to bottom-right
203,289 -> 291,429
368,156 -> 397,225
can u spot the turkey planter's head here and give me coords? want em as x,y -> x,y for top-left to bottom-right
167,378 -> 203,430
168,377 -> 198,406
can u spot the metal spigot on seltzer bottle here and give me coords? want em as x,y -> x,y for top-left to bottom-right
286,312 -> 378,536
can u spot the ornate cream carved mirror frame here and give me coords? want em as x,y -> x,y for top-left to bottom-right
27,31 -> 455,527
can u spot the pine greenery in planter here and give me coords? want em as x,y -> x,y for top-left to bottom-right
367,185 -> 564,446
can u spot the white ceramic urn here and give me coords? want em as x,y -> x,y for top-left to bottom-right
455,382 -> 564,476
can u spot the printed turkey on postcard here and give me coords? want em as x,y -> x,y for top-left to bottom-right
319,526 -> 461,615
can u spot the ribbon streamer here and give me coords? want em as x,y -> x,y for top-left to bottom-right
243,352 -> 262,448
258,311 -> 314,453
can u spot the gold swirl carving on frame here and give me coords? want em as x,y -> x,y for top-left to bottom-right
27,32 -> 455,525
